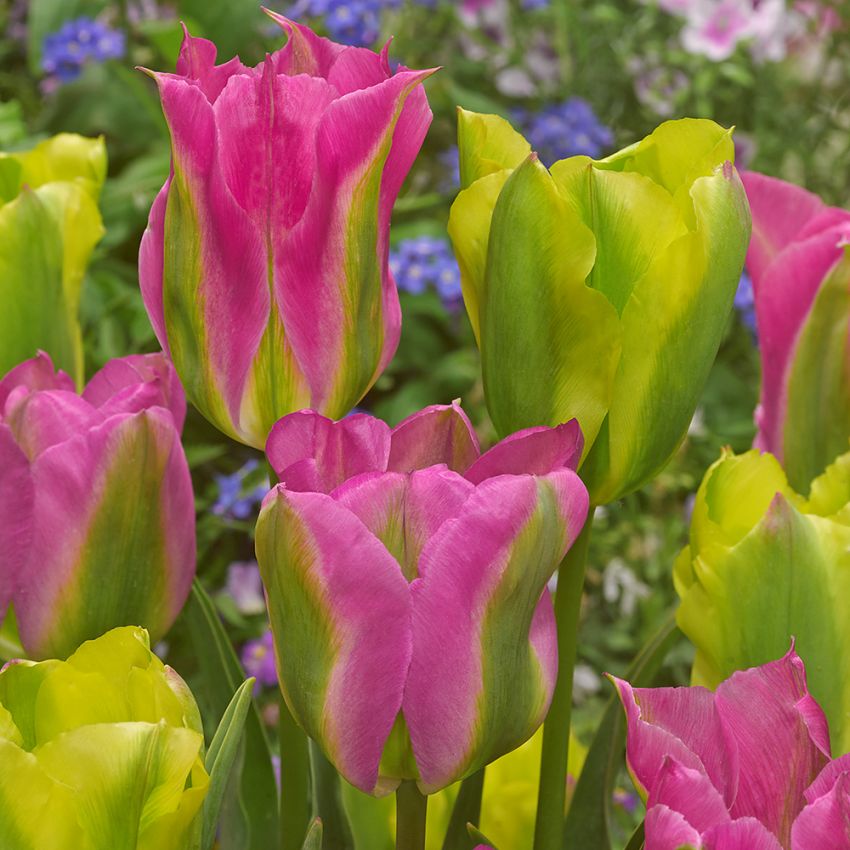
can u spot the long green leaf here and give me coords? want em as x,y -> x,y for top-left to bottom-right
202,677 -> 256,850
442,769 -> 485,850
562,610 -> 680,850
309,740 -> 354,850
623,822 -> 644,850
185,580 -> 279,850
466,823 -> 499,849
302,818 -> 324,850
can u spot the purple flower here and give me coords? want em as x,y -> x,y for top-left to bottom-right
41,17 -> 125,83
513,97 -> 613,166
224,561 -> 266,616
734,270 -> 757,340
389,237 -> 464,310
212,459 -> 269,520
241,629 -> 278,691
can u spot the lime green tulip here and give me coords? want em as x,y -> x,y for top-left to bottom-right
0,626 -> 208,849
0,133 -> 106,383
449,112 -> 751,503
675,448 -> 850,754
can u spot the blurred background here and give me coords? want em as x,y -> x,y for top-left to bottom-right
1,0 -> 847,833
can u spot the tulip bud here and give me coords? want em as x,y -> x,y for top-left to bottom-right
613,648 -> 847,850
448,112 -> 751,504
674,447 -> 850,754
256,404 -> 589,795
741,171 -> 850,493
0,626 -> 208,848
0,352 -> 195,659
0,133 -> 106,383
139,15 -> 436,449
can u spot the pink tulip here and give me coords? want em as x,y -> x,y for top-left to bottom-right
741,171 -> 850,491
0,352 -> 195,659
613,648 -> 850,849
256,403 -> 589,795
139,14 -> 435,449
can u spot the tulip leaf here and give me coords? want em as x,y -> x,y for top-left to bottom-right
782,248 -> 850,494
562,610 -> 680,850
623,822 -> 645,850
184,580 -> 279,850
301,817 -> 323,850
202,677 -> 255,850
466,823 -> 499,848
309,739 -> 355,850
441,768 -> 485,850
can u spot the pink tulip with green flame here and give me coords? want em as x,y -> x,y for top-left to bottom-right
742,172 -> 850,493
613,647 -> 850,849
255,403 -> 589,796
0,352 -> 195,659
139,12 -> 435,449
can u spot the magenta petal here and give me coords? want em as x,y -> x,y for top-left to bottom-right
332,467 -> 474,578
82,353 -> 187,431
388,402 -> 481,473
4,391 -> 101,460
464,420 -> 584,484
257,487 -> 412,793
266,410 -> 391,492
805,754 -> 850,805
0,352 -> 74,412
791,772 -> 850,850
650,758 -> 731,833
703,818 -> 784,850
645,805 -> 703,850
715,649 -> 830,845
0,426 -> 33,620
611,676 -> 737,806
138,178 -> 170,353
265,11 -> 347,79
742,171 -> 829,285
174,24 -> 251,103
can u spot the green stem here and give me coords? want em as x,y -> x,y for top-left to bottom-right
396,781 -> 428,850
532,513 -> 594,850
279,695 -> 311,850
309,739 -> 354,850
441,768 -> 485,850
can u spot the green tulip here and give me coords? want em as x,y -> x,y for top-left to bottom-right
675,448 -> 850,754
448,112 -> 751,503
0,626 -> 209,849
0,133 -> 106,383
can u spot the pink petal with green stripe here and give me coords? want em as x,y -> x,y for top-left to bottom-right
404,468 -> 589,791
266,410 -> 390,492
15,408 -> 195,659
256,486 -> 412,794
388,402 -> 480,473
0,426 -> 33,622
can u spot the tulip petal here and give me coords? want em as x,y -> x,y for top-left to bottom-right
581,162 -> 750,503
741,171 -> 831,286
82,352 -> 187,432
174,26 -> 250,103
790,772 -> 850,850
804,753 -> 850,805
650,758 -> 731,833
456,108 -> 531,190
332,468 -> 474,580
645,805 -> 702,850
611,676 -> 736,806
15,409 -> 195,659
256,488 -> 412,794
0,426 -> 33,622
279,68 -> 434,417
703,818 -> 784,850
388,402 -> 480,473
266,410 -> 391,493
464,420 -> 583,484
477,154 -> 622,448
405,469 -> 588,792
0,352 -> 73,410
715,650 -> 830,844
138,177 -> 170,352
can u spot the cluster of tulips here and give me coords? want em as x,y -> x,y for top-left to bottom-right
1,10 -> 850,850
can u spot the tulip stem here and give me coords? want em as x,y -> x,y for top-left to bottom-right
532,512 -> 594,850
279,696 -> 312,850
396,781 -> 428,850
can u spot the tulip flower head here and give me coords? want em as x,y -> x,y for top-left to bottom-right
0,352 -> 195,659
255,403 -> 589,795
613,648 -> 850,849
448,113 -> 751,504
0,133 -> 106,383
0,627 -> 208,849
674,447 -> 850,755
741,171 -> 850,493
139,13 -> 436,448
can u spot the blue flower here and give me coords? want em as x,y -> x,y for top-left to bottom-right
389,236 -> 464,310
42,16 -> 125,83
212,459 -> 269,520
514,97 -> 613,166
734,270 -> 758,341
